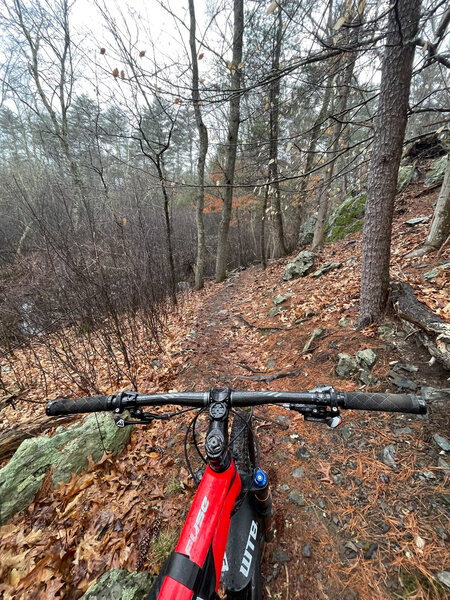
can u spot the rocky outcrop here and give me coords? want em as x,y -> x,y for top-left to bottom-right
0,412 -> 132,525
425,155 -> 448,186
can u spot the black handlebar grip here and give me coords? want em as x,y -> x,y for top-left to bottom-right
343,392 -> 426,414
46,395 -> 112,416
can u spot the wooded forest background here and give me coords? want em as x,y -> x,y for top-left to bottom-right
0,0 -> 448,394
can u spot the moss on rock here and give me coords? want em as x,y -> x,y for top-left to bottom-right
0,412 -> 132,525
425,155 -> 448,186
81,569 -> 156,600
325,193 -> 366,242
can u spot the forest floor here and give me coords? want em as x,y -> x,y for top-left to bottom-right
0,180 -> 449,600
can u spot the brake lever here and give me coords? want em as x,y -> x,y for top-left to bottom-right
114,414 -> 155,427
284,403 -> 342,429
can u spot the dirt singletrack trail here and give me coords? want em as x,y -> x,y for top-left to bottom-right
170,256 -> 449,600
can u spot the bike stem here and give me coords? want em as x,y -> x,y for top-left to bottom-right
205,388 -> 232,472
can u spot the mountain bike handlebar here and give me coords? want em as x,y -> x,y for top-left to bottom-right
45,387 -> 426,416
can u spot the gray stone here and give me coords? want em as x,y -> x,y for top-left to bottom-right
388,370 -> 417,391
421,387 -> 450,403
433,434 -> 450,452
335,353 -> 358,378
355,349 -> 377,370
268,307 -> 281,317
292,467 -> 305,478
423,262 -> 450,282
436,571 -> 450,589
339,317 -> 348,327
301,543 -> 312,558
405,216 -> 428,226
338,425 -> 353,442
311,262 -> 341,278
273,294 -> 288,306
279,483 -> 290,491
0,412 -> 132,525
81,569 -> 155,599
393,427 -> 412,437
394,362 -> 418,373
288,489 -> 306,507
298,213 -> 318,246
303,328 -> 324,353
283,251 -> 315,281
381,445 -> 397,468
358,369 -> 379,387
420,471 -> 436,480
438,457 -> 450,476
272,549 -> 291,563
295,446 -> 312,460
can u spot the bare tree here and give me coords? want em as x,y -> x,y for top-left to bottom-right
358,0 -> 422,327
215,0 -> 244,283
188,0 -> 209,290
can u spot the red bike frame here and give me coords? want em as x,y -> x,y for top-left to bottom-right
157,457 -> 242,599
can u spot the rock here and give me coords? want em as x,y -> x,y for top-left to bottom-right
381,445 -> 397,468
433,434 -> 450,452
397,165 -> 414,192
338,425 -> 352,442
421,387 -> 450,403
438,457 -> 450,476
324,192 -> 366,242
0,412 -> 132,526
302,328 -> 324,353
393,427 -> 412,437
81,569 -> 155,599
288,489 -> 306,507
301,543 -> 312,558
388,370 -> 417,391
358,369 -> 379,387
295,446 -> 312,460
279,483 -> 290,491
356,349 -> 377,370
268,307 -> 281,317
363,543 -> 378,560
377,323 -> 396,339
420,471 -> 436,481
335,353 -> 358,378
436,571 -> 450,589
425,154 -> 448,186
339,317 -> 348,327
298,213 -> 318,246
394,362 -> 418,373
273,294 -> 288,305
423,262 -> 450,281
435,527 -> 449,541
292,467 -> 305,478
272,549 -> 291,563
405,216 -> 428,226
311,262 -> 342,278
283,251 -> 315,280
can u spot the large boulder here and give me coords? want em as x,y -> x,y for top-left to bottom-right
81,569 -> 156,600
397,165 -> 414,192
0,412 -> 132,525
298,213 -> 318,246
425,155 -> 448,186
283,251 -> 315,280
325,192 -> 366,242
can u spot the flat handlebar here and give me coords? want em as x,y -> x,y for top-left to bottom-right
46,388 -> 426,416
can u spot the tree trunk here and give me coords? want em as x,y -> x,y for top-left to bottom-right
215,0 -> 244,283
425,154 -> 450,249
268,4 -> 286,259
156,160 -> 177,305
188,0 -> 209,291
312,18 -> 360,249
260,185 -> 269,269
357,0 -> 421,327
